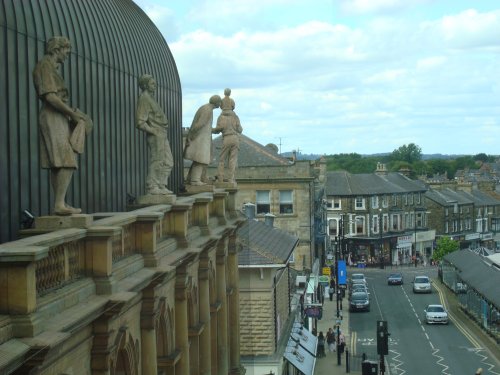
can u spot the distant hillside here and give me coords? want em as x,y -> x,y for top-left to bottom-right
281,152 -> 469,161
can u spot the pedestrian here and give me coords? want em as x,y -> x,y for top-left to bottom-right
317,331 -> 326,358
338,331 -> 346,354
329,279 -> 335,301
326,328 -> 336,353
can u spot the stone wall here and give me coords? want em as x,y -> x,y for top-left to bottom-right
0,189 -> 244,375
275,269 -> 290,341
239,291 -> 275,356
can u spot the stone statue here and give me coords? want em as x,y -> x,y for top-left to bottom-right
184,95 -> 222,185
212,89 -> 243,183
33,36 -> 92,216
221,88 -> 235,113
136,74 -> 174,194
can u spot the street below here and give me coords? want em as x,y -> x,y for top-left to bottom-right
349,266 -> 500,375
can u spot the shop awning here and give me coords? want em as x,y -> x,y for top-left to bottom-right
291,323 -> 318,356
283,339 -> 316,375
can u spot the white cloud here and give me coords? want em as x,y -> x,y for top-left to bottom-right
340,0 -> 433,15
137,1 -> 500,155
364,69 -> 407,84
416,56 -> 447,71
429,9 -> 500,49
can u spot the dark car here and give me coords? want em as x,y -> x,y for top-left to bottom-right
350,291 -> 370,312
387,273 -> 403,285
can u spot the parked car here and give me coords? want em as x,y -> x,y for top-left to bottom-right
455,282 -> 467,294
387,273 -> 403,285
424,304 -> 449,324
348,283 -> 370,299
413,275 -> 432,293
350,273 -> 367,286
350,291 -> 370,312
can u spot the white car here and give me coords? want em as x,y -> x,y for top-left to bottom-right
350,273 -> 367,286
412,275 -> 432,293
424,304 -> 449,324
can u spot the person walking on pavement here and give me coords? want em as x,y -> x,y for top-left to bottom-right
317,331 -> 326,358
326,328 -> 336,353
338,331 -> 346,354
329,278 -> 335,301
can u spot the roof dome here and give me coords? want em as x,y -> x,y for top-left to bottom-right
0,0 -> 183,242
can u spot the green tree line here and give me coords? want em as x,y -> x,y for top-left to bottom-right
325,143 -> 497,178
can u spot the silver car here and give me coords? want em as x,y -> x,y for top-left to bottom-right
424,304 -> 448,324
412,275 -> 432,294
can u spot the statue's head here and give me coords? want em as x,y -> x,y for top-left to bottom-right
138,74 -> 154,90
224,88 -> 231,96
46,36 -> 71,54
209,95 -> 222,108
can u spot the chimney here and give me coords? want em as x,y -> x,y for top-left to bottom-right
243,203 -> 256,219
264,213 -> 276,227
375,162 -> 388,176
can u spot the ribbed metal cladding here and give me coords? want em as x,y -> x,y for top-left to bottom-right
0,0 -> 183,243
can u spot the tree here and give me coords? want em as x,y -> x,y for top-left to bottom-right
432,237 -> 459,262
391,143 -> 422,164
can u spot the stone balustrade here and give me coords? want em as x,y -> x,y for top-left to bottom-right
0,191 -> 237,319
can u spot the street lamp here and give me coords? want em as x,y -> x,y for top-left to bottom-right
379,208 -> 384,269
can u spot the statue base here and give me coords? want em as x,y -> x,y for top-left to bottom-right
184,184 -> 214,194
136,194 -> 177,205
214,181 -> 237,188
34,214 -> 94,230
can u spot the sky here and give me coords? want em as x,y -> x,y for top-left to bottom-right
133,0 -> 500,156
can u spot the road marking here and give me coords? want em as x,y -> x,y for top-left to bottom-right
431,348 -> 451,375
433,282 -> 482,349
389,349 -> 406,375
351,331 -> 357,355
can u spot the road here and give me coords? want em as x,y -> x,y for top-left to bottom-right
348,266 -> 500,375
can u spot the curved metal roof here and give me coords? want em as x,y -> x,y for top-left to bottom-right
0,0 -> 183,242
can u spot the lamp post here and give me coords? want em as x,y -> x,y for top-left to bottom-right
335,216 -> 344,366
379,208 -> 384,269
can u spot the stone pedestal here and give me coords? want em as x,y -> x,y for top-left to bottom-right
214,181 -> 236,189
136,194 -> 176,205
184,184 -> 214,194
34,214 -> 93,230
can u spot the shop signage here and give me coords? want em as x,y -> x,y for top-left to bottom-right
304,305 -> 323,319
318,275 -> 330,285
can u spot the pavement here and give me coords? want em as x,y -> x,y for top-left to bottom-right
313,287 -> 362,375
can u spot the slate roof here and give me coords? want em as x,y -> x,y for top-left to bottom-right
237,219 -> 298,266
425,188 -> 473,206
444,249 -> 500,307
211,134 -> 292,167
458,189 -> 500,206
325,171 -> 427,196
425,188 -> 500,207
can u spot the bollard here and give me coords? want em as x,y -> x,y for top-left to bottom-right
346,348 -> 350,373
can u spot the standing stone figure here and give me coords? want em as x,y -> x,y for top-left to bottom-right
184,95 -> 222,185
212,89 -> 242,183
136,74 -> 174,194
221,88 -> 235,113
33,36 -> 91,216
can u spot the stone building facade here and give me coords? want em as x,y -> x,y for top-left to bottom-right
425,187 -> 500,249
325,168 -> 433,265
209,135 -> 326,272
0,190 -> 244,375
237,214 -> 298,375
